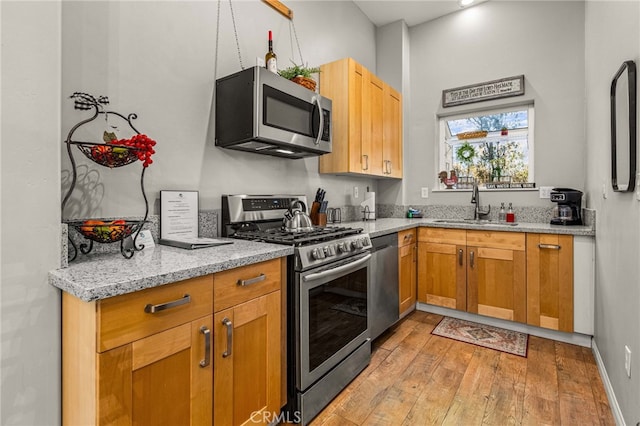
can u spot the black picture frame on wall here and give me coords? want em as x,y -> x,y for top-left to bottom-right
610,60 -> 637,193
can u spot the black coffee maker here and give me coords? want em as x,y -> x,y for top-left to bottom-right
550,188 -> 583,225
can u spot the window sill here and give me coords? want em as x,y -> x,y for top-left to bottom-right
432,188 -> 539,193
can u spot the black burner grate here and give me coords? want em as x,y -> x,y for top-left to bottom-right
232,226 -> 362,246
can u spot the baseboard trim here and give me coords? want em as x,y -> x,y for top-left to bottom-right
416,302 -> 592,347
592,340 -> 626,426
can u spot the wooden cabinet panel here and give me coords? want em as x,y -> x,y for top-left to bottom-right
467,246 -> 526,322
214,291 -> 281,426
398,229 -> 416,316
527,234 -> 574,332
418,241 -> 467,310
364,71 -> 384,176
214,258 -> 281,313
418,227 -> 467,245
96,316 -> 213,426
98,275 -> 213,352
319,57 -> 402,178
383,85 -> 402,178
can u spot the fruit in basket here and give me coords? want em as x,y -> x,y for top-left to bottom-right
80,219 -> 105,233
90,145 -> 109,162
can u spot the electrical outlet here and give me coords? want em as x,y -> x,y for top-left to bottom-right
353,186 -> 359,198
421,187 -> 429,198
625,346 -> 632,378
539,186 -> 553,199
636,172 -> 640,201
602,182 -> 608,199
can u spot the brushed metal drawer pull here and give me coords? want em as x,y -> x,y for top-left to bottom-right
222,318 -> 233,358
458,249 -> 464,266
144,294 -> 191,314
538,244 -> 561,250
470,250 -> 475,269
237,273 -> 266,287
199,326 -> 211,368
363,154 -> 369,171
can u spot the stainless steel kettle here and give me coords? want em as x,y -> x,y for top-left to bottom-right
283,200 -> 314,232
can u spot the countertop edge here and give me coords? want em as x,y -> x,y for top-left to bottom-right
50,219 -> 593,302
50,245 -> 293,302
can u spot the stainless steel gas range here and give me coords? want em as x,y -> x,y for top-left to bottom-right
222,194 -> 372,425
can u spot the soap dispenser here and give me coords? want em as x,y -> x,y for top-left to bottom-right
506,202 -> 515,223
498,203 -> 506,222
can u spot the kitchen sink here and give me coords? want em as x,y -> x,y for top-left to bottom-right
433,219 -> 519,226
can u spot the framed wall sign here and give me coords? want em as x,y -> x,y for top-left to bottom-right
442,75 -> 525,108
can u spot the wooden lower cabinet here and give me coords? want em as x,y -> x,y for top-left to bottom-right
212,258 -> 283,426
466,230 -> 527,323
98,316 -> 213,425
62,275 -> 215,426
527,233 -> 574,332
62,258 -> 285,426
398,229 -> 417,316
417,228 -> 467,310
213,291 -> 281,426
417,228 -> 527,323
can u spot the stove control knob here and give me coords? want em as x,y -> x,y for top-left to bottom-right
338,242 -> 350,253
323,246 -> 334,257
312,248 -> 325,260
353,239 -> 363,249
326,245 -> 337,256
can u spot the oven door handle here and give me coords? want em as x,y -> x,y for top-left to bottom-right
302,253 -> 371,282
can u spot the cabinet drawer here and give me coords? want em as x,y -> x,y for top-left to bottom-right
418,227 -> 466,245
467,230 -> 525,251
97,275 -> 214,352
214,258 -> 282,313
398,229 -> 416,247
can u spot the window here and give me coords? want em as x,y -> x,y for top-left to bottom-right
438,104 -> 534,189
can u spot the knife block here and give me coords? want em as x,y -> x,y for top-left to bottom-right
310,201 -> 324,226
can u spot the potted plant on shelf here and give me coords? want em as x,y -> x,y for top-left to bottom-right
278,62 -> 321,91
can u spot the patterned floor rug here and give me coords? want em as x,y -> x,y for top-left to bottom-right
432,316 -> 528,357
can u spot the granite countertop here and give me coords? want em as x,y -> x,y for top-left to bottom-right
49,239 -> 293,302
50,218 -> 594,302
339,218 -> 596,238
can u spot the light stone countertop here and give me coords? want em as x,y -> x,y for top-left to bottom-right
50,218 -> 594,302
339,218 -> 596,238
49,239 -> 293,302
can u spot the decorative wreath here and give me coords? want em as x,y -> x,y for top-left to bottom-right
456,142 -> 476,164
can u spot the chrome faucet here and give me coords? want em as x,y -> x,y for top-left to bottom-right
471,180 -> 491,220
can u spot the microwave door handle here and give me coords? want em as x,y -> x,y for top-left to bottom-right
313,96 -> 323,146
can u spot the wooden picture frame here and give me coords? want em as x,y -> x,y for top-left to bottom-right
442,75 -> 525,108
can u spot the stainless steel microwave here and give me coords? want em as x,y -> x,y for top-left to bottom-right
214,66 -> 332,159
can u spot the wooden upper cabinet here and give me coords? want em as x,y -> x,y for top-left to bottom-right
319,57 -> 402,178
466,230 -> 527,323
527,233 -> 574,332
383,85 -> 402,178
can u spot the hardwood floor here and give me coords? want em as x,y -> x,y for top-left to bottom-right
309,310 -> 615,426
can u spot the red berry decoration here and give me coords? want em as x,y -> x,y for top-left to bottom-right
114,134 -> 157,168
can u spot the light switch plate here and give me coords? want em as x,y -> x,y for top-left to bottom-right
539,186 -> 553,199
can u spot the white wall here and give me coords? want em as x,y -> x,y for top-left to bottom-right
405,1 -> 586,207
60,0 -> 380,219
1,1 -> 62,424
585,2 -> 640,424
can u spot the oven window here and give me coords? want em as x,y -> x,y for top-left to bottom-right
307,267 -> 368,371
